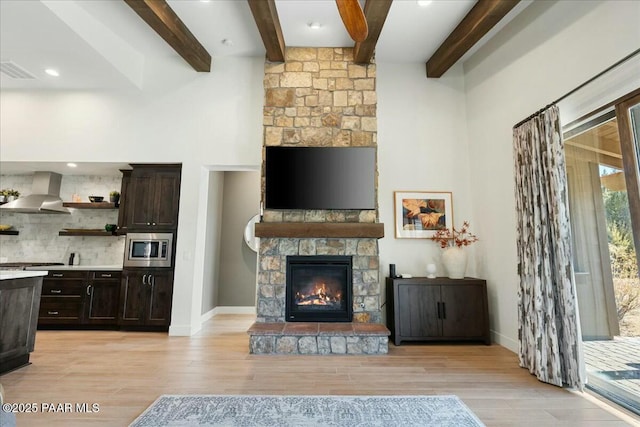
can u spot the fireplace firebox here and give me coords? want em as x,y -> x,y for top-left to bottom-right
286,256 -> 352,322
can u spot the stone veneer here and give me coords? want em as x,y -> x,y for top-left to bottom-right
252,48 -> 387,354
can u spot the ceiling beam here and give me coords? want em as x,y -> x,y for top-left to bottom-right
123,0 -> 211,72
354,0 -> 393,64
248,0 -> 285,63
426,0 -> 520,78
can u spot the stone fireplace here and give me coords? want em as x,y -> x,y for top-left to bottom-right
248,47 -> 389,354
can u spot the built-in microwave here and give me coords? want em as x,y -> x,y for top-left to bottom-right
124,233 -> 173,268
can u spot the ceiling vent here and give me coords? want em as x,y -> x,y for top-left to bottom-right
0,61 -> 36,79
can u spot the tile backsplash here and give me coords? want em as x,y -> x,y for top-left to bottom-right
0,174 -> 125,265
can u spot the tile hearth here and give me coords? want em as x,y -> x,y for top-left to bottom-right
247,322 -> 389,355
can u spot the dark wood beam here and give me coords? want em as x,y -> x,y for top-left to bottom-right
426,0 -> 520,78
248,0 -> 285,62
354,0 -> 393,64
124,0 -> 211,72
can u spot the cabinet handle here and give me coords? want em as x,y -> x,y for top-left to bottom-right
50,289 -> 62,294
101,273 -> 112,278
52,273 -> 63,277
442,302 -> 446,319
149,274 -> 154,287
147,222 -> 151,226
142,274 -> 147,285
437,302 -> 441,319
48,311 -> 59,315
152,222 -> 156,226
86,284 -> 92,296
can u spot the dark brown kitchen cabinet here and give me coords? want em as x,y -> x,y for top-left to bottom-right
386,277 -> 490,346
116,169 -> 132,234
85,271 -> 121,324
38,270 -> 121,327
39,271 -> 85,324
126,164 -> 181,231
119,268 -> 173,329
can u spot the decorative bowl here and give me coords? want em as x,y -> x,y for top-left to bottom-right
105,224 -> 117,232
88,196 -> 104,203
0,224 -> 12,231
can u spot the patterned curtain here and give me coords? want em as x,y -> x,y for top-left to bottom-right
513,105 -> 585,390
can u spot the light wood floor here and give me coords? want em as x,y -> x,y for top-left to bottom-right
1,314 -> 638,426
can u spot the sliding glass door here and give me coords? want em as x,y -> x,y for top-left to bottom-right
564,91 -> 640,413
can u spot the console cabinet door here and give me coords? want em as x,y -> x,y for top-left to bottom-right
441,284 -> 486,338
397,284 -> 441,338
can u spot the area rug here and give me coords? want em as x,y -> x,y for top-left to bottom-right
129,395 -> 485,427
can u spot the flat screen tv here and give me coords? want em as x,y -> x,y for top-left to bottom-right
265,146 -> 376,210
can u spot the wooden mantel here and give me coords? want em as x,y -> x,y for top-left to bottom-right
254,222 -> 384,239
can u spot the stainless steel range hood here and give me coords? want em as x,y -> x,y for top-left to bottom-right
1,172 -> 70,214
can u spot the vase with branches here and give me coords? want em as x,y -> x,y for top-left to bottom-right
429,221 -> 478,278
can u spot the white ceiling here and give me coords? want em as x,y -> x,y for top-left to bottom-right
0,0 -> 532,91
0,0 -> 531,176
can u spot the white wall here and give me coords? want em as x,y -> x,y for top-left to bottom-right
377,62 -> 475,283
463,0 -> 640,350
218,171 -> 260,307
199,170 -> 225,315
0,56 -> 264,335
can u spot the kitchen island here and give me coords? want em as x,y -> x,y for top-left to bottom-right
0,271 -> 46,374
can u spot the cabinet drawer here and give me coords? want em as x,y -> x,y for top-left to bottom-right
47,271 -> 86,279
91,271 -> 121,280
39,299 -> 82,319
42,282 -> 85,296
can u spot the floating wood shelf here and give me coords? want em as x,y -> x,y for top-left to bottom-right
63,202 -> 118,209
58,231 -> 117,237
254,222 -> 384,239
0,230 -> 19,235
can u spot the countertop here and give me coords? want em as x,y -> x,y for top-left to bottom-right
25,265 -> 123,271
0,271 -> 48,281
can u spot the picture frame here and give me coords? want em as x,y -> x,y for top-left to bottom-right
394,191 -> 453,238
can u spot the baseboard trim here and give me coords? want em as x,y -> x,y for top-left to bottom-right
491,330 -> 518,353
201,308 -> 217,323
168,323 -> 202,337
201,306 -> 256,322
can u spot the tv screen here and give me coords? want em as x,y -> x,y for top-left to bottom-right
265,147 -> 376,210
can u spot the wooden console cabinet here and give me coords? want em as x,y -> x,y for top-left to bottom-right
386,277 -> 490,346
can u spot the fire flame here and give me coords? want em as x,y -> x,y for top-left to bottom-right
296,281 -> 342,306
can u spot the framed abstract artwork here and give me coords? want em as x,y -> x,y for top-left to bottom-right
394,191 -> 453,238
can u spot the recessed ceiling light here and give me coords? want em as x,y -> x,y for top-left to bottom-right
45,68 -> 59,77
308,22 -> 322,30
417,0 -> 433,6
67,163 -> 77,168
